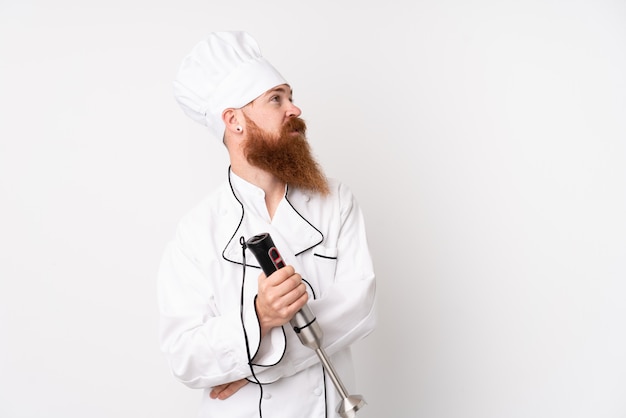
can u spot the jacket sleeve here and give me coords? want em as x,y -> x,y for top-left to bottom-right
301,181 -> 376,365
307,182 -> 377,355
157,213 -> 270,389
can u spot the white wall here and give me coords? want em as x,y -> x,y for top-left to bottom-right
1,1 -> 625,417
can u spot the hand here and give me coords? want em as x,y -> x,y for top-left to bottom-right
255,265 -> 309,337
210,379 -> 248,400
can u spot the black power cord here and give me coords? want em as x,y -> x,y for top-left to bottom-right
239,236 -> 264,417
238,235 -> 329,418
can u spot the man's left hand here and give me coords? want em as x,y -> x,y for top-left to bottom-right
209,379 -> 249,400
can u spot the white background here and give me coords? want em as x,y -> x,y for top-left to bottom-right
1,1 -> 625,417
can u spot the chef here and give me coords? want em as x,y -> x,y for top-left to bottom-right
158,31 -> 376,418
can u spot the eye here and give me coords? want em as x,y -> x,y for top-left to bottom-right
270,95 -> 281,103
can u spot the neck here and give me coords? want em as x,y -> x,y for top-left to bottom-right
230,161 -> 285,220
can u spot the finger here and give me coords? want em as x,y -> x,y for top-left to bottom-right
274,273 -> 303,297
282,281 -> 308,307
210,383 -> 228,399
265,265 -> 295,286
292,285 -> 309,309
259,271 -> 302,304
217,379 -> 248,400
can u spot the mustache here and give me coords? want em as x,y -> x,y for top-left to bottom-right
282,117 -> 307,136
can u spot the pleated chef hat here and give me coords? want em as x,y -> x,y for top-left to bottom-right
173,31 -> 288,141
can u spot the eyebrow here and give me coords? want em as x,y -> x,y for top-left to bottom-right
267,86 -> 293,96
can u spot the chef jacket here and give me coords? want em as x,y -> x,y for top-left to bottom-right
158,168 -> 376,417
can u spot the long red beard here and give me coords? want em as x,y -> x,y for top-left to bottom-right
243,115 -> 330,196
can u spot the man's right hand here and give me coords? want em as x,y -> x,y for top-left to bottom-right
255,265 -> 308,337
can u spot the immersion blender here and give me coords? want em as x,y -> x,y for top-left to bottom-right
245,232 -> 366,418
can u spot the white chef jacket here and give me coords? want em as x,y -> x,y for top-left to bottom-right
158,168 -> 376,417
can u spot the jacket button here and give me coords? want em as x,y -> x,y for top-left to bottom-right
263,392 -> 272,400
313,387 -> 323,396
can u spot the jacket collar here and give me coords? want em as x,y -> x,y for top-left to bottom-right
221,168 -> 323,267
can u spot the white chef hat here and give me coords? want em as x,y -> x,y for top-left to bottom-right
173,31 -> 288,141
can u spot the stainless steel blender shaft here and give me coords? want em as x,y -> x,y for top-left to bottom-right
246,233 -> 367,417
290,306 -> 366,417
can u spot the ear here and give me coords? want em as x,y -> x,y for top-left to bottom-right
222,108 -> 243,135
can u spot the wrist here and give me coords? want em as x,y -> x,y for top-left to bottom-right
254,295 -> 271,338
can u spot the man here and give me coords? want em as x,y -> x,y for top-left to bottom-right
158,31 -> 376,418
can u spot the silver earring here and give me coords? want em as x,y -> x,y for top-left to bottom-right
236,126 -> 243,132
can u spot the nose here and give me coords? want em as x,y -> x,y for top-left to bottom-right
287,102 -> 302,118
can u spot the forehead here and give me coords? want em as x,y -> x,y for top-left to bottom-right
244,84 -> 293,110
260,84 -> 293,98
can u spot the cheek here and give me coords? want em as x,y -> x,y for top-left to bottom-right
270,121 -> 284,136
250,111 -> 284,136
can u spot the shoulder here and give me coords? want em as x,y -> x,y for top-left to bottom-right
288,177 -> 360,216
331,178 -> 356,198
176,181 -> 235,233
326,177 -> 359,208
293,177 -> 355,201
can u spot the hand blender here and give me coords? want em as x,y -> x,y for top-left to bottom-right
246,232 -> 366,418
